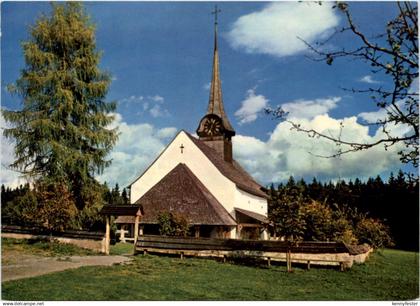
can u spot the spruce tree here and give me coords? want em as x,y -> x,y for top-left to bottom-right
3,3 -> 118,214
121,188 -> 128,205
2,2 -> 118,227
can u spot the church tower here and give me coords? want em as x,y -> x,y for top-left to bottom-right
196,6 -> 235,163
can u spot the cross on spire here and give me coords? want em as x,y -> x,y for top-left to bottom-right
212,5 -> 221,26
199,3 -> 235,136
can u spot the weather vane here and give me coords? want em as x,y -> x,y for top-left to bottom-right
212,5 -> 221,26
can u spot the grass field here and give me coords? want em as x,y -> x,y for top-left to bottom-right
2,240 -> 419,301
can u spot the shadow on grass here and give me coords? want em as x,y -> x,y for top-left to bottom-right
134,251 -> 307,271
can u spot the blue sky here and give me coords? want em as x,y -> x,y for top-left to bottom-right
1,1 -> 416,188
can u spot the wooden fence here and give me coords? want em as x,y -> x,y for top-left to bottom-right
136,235 -> 357,271
136,235 -> 350,253
1,225 -> 105,241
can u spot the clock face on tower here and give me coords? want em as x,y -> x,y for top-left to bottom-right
203,117 -> 222,136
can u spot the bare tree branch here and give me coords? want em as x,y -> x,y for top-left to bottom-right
268,2 -> 418,167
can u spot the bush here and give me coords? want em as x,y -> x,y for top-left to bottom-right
2,180 -> 108,232
331,217 -> 358,245
269,192 -> 306,241
355,218 -> 394,248
2,181 -> 78,232
70,183 -> 106,231
2,190 -> 40,227
330,205 -> 358,245
35,181 -> 78,232
300,201 -> 334,241
157,212 -> 190,237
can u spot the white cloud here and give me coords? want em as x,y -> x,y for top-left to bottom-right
234,113 -> 405,184
0,112 -> 28,188
149,104 -> 170,118
119,95 -> 144,104
119,94 -> 170,117
150,95 -> 164,103
358,101 -> 414,142
233,90 -> 412,184
0,111 -> 177,188
281,97 -> 341,119
359,75 -> 380,84
97,113 -> 178,187
226,2 -> 340,58
359,79 -> 418,126
358,107 -> 388,124
203,82 -> 211,91
157,127 -> 178,139
235,89 -> 269,124
1,97 -> 410,190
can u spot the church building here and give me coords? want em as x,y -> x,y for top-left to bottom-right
116,13 -> 269,240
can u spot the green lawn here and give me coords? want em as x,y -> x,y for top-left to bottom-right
2,242 -> 419,301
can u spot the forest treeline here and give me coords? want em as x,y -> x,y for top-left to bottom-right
1,171 -> 418,251
269,170 -> 418,251
1,182 -> 128,232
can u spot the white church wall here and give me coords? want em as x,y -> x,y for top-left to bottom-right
233,188 -> 268,217
130,131 -> 237,211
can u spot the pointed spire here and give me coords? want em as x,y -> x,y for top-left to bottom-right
206,5 -> 235,135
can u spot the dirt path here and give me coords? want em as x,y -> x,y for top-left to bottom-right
2,250 -> 132,282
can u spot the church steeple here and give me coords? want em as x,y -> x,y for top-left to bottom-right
206,6 -> 235,135
197,5 -> 235,163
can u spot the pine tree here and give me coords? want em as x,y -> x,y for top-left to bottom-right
121,188 -> 128,205
2,3 -> 118,212
286,176 -> 296,188
111,183 -> 122,205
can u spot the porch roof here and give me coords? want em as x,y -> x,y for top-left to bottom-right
234,207 -> 269,224
99,205 -> 143,216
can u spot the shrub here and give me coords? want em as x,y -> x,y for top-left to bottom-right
2,190 -> 40,227
269,194 -> 306,241
70,183 -> 106,231
355,217 -> 394,248
35,181 -> 78,232
300,200 -> 333,241
157,212 -> 190,237
2,181 -> 78,232
331,206 -> 358,245
2,180 -> 108,232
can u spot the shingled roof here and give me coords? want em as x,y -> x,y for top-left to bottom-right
100,205 -> 142,216
130,163 -> 236,226
185,132 -> 268,199
235,207 -> 269,224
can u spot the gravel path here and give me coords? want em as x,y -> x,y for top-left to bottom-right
2,250 -> 132,282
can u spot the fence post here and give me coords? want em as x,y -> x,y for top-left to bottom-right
105,216 -> 110,255
267,257 -> 271,267
133,215 -> 140,254
287,242 -> 292,273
